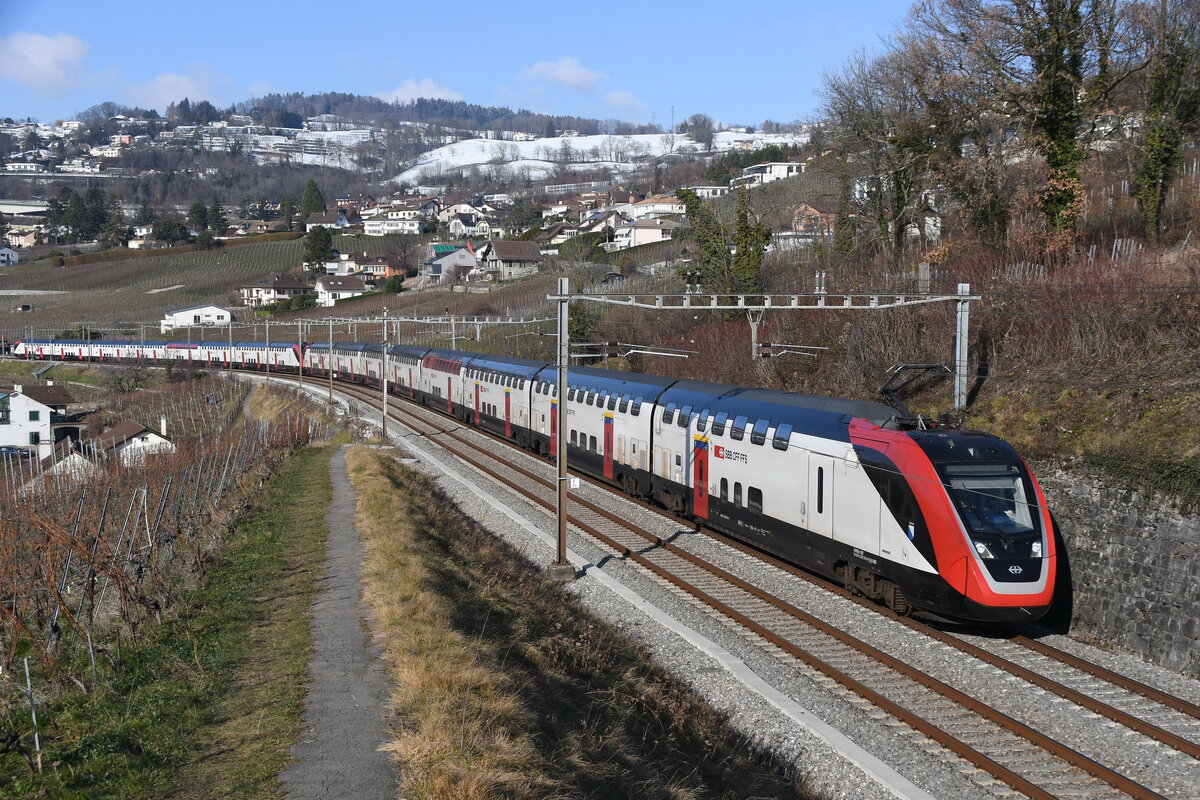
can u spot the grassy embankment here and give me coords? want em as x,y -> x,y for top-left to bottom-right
347,446 -> 812,800
1,441 -> 333,799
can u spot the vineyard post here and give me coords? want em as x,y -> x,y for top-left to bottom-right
23,658 -> 41,773
298,318 -> 304,391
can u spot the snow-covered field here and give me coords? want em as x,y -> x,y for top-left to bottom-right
392,129 -> 809,185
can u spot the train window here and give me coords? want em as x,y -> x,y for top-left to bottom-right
711,412 -> 726,435
570,430 -> 577,446
589,435 -> 598,452
607,395 -> 616,410
697,409 -> 710,432
720,478 -> 728,501
773,423 -> 792,451
568,388 -> 576,401
519,379 -> 525,390
750,419 -> 769,445
585,393 -> 594,406
730,415 -> 748,441
619,396 -> 629,413
631,399 -> 641,416
748,487 -> 763,514
816,467 -> 825,514
734,482 -> 743,508
662,403 -> 676,424
678,405 -> 692,427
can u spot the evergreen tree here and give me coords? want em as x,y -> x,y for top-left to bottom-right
299,179 -> 326,220
134,201 -> 157,226
730,187 -> 769,293
207,198 -> 227,234
188,201 -> 209,231
303,225 -> 334,269
675,188 -> 731,292
833,169 -> 855,260
281,195 -> 297,230
0,211 -> 9,244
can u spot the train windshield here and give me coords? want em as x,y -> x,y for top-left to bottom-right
939,463 -> 1041,557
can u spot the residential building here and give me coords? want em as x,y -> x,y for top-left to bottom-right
479,240 -> 544,280
364,217 -> 421,236
0,382 -> 75,460
448,213 -> 483,238
0,247 -> 18,266
160,304 -> 232,333
608,218 -> 682,251
628,194 -> 686,220
305,209 -> 353,232
790,201 -> 838,241
44,421 -> 174,477
681,183 -> 730,200
239,274 -> 314,307
315,275 -> 368,307
730,161 -> 804,189
6,230 -> 38,248
420,244 -> 477,283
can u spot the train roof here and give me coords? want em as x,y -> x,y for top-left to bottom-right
464,353 -> 551,380
537,364 -> 678,399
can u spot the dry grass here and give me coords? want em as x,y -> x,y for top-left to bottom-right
347,446 -> 812,800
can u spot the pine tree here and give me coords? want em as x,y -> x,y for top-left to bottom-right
0,211 -> 9,244
188,201 -> 209,231
207,198 -> 227,235
675,188 -> 731,292
303,225 -> 334,270
833,169 -> 855,260
730,187 -> 769,294
299,179 -> 326,221
281,195 -> 297,230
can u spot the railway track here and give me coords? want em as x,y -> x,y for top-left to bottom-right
298,374 -> 1199,800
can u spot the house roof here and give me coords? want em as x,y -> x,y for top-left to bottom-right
1,383 -> 75,406
305,211 -> 342,225
242,274 -> 313,291
488,240 -> 543,261
317,275 -> 367,291
94,421 -> 160,453
166,304 -> 230,315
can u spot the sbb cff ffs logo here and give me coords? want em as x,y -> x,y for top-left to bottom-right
712,445 -> 748,464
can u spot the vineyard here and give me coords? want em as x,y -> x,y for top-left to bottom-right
0,233 -> 408,328
0,376 -> 331,782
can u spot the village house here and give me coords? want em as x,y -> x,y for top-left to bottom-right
730,161 -> 804,190
364,217 -> 421,236
44,420 -> 175,477
305,209 -> 360,232
608,218 -> 682,251
420,244 -> 477,283
160,304 -> 232,333
628,194 -> 686,221
791,200 -> 839,240
239,274 -> 314,307
6,230 -> 39,249
479,239 -> 544,281
0,247 -> 18,266
315,275 -> 368,307
0,382 -> 77,460
681,183 -> 730,200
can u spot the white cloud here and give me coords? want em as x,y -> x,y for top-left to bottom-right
605,90 -> 647,115
0,32 -> 91,95
125,64 -> 229,112
376,78 -> 463,104
520,57 -> 605,93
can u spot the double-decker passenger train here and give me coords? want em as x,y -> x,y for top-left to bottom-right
13,337 -> 1058,623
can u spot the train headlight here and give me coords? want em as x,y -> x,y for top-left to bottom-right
972,540 -> 996,559
1031,539 -> 1042,558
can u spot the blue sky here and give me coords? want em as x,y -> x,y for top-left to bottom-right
1,1 -> 908,126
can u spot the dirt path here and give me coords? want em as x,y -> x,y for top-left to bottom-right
280,445 -> 397,799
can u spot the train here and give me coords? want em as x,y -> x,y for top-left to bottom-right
12,337 -> 1058,624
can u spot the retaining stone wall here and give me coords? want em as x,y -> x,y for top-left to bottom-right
1033,460 -> 1199,678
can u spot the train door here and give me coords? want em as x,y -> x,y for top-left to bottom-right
630,439 -> 641,471
474,384 -> 481,425
504,390 -> 512,437
808,454 -> 834,538
835,451 -> 881,554
617,435 -> 626,465
692,437 -> 709,518
408,368 -> 414,398
603,414 -> 614,479
447,377 -> 453,414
